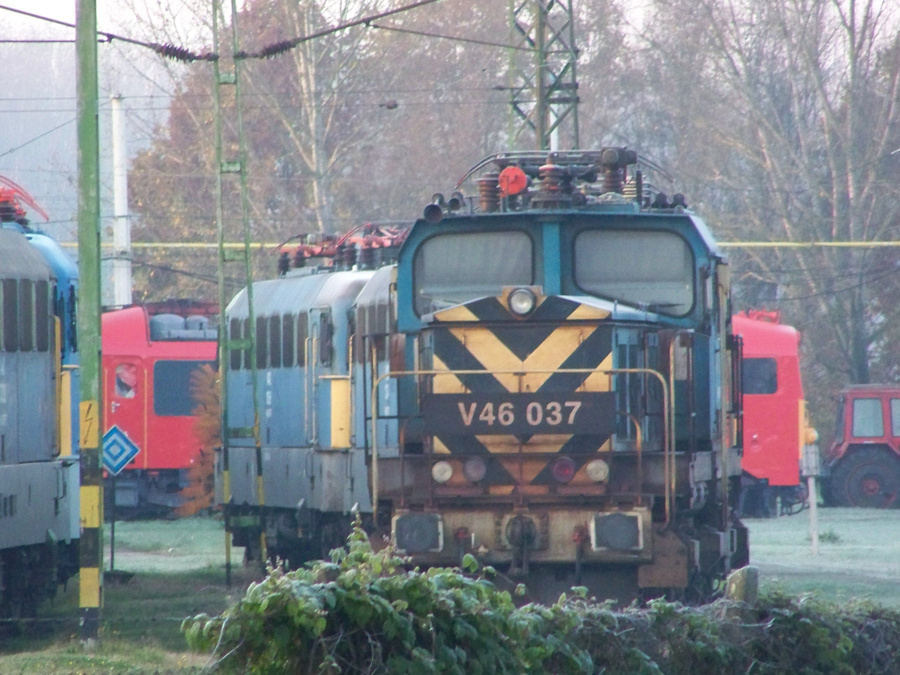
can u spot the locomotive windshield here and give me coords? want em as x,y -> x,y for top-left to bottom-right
574,230 -> 694,315
413,230 -> 533,315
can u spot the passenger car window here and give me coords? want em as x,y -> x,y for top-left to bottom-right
1,278 -> 16,351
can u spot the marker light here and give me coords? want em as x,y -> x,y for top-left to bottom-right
508,288 -> 536,316
463,457 -> 487,483
432,460 -> 453,484
586,459 -> 610,483
551,456 -> 577,483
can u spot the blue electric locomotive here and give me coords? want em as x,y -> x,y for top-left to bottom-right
0,224 -> 79,618
220,149 -> 748,602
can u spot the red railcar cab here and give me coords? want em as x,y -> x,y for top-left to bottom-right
102,305 -> 216,512
733,311 -> 811,516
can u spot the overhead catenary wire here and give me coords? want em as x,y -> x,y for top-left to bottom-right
5,5 -> 897,263
0,2 -> 212,60
367,21 -> 536,52
0,0 -> 446,63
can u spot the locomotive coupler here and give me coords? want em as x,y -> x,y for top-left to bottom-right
506,515 -> 537,577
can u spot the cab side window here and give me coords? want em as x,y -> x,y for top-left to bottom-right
852,398 -> 883,437
115,363 -> 138,399
742,357 -> 777,394
891,399 -> 900,437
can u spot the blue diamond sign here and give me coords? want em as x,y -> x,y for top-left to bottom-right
103,425 -> 140,475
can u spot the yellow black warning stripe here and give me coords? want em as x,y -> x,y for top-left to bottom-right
426,296 -> 616,486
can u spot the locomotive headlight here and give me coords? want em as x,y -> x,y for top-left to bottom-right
551,456 -> 576,483
463,457 -> 487,483
586,459 -> 610,483
508,287 -> 536,316
431,460 -> 453,484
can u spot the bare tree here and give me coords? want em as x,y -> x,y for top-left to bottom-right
634,0 -> 900,432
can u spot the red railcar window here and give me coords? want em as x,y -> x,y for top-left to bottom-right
742,358 -> 777,394
154,360 -> 214,416
115,363 -> 138,398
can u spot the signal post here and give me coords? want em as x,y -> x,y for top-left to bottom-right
76,0 -> 104,642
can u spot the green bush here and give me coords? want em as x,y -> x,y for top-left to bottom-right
184,520 -> 900,674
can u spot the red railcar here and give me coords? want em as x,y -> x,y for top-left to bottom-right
733,310 -> 813,517
102,303 -> 217,515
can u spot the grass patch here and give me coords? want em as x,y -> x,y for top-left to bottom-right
0,567 -> 258,674
818,528 -> 841,543
0,638 -> 208,675
0,516 -> 257,674
5,509 -> 900,672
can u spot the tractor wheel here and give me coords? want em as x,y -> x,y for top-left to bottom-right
829,447 -> 900,508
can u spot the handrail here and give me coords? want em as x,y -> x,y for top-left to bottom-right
369,366 -> 670,524
668,330 -> 693,523
628,414 -> 643,507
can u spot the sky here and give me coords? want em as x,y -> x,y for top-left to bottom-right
0,0 -> 198,208
0,0 -> 187,303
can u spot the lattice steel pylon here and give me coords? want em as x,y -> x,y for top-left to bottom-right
212,0 -> 265,585
508,0 -> 580,151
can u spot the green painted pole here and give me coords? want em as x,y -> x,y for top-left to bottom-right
76,0 -> 104,642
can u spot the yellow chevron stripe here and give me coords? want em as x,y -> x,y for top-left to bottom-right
433,305 -> 480,323
474,435 -> 523,453
445,327 -> 519,391
472,434 -> 576,454
448,325 -> 600,393
566,303 -> 611,321
580,351 -> 614,392
513,457 -> 552,483
433,436 -> 451,454
432,354 -> 468,393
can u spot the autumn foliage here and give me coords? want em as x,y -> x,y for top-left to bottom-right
177,363 -> 220,517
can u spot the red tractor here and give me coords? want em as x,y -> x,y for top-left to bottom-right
825,384 -> 900,508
